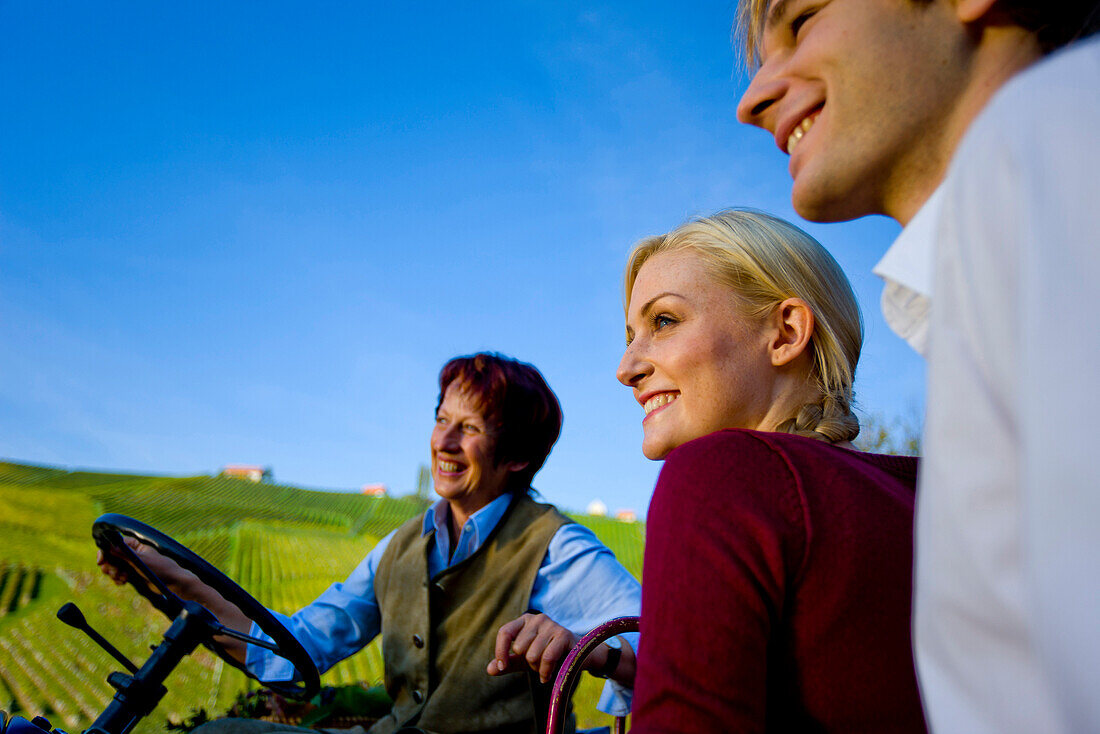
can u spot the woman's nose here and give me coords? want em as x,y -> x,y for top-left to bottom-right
617,340 -> 652,388
432,424 -> 460,451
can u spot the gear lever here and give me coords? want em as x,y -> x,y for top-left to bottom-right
56,602 -> 138,674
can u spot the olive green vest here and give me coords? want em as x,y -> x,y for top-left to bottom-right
369,493 -> 573,734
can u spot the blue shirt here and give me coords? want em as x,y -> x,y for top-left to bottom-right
247,492 -> 641,714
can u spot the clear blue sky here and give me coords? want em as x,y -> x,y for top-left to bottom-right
0,1 -> 924,516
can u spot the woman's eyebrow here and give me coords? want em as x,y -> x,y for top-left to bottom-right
639,291 -> 683,316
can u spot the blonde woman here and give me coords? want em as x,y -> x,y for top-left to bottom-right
618,209 -> 926,733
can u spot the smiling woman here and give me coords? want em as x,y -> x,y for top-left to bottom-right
619,207 -> 862,457
234,353 -> 642,733
620,209 -> 927,733
429,354 -> 562,542
97,352 -> 642,734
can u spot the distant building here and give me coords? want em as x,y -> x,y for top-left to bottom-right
361,483 -> 387,497
586,499 -> 608,517
220,465 -> 272,483
614,509 -> 637,523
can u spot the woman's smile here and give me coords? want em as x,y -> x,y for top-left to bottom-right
642,392 -> 679,421
436,459 -> 464,474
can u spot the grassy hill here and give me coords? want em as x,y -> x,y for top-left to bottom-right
0,461 -> 644,733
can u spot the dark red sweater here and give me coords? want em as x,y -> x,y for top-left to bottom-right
631,429 -> 926,733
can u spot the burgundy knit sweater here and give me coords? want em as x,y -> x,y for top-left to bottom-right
630,429 -> 926,733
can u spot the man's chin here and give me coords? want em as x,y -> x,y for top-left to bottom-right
792,180 -> 875,224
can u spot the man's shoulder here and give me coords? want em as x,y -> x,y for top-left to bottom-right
964,35 -> 1100,152
934,34 -> 1100,248
1006,34 -> 1100,101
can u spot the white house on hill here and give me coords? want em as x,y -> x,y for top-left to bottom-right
586,499 -> 608,517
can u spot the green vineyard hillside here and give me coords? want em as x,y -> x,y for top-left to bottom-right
0,461 -> 645,733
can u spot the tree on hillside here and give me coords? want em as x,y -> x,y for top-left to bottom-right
414,464 -> 433,504
855,410 -> 923,456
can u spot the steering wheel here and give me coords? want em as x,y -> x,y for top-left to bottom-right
92,513 -> 321,700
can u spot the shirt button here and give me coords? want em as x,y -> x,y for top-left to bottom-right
412,634 -> 424,648
412,689 -> 424,704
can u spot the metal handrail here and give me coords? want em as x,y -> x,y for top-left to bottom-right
545,616 -> 640,734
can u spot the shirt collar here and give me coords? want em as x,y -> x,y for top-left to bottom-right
421,492 -> 516,567
872,184 -> 944,356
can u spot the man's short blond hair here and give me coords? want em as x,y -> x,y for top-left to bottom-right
733,0 -> 770,68
734,0 -> 1099,66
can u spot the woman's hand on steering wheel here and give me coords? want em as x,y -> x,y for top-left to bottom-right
92,514 -> 320,699
97,536 -> 191,591
96,536 -> 251,664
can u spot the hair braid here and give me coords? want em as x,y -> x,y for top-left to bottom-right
775,392 -> 861,444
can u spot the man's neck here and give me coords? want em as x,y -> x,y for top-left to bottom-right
892,25 -> 1042,226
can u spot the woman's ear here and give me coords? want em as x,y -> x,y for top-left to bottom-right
503,460 -> 530,476
954,0 -> 998,24
769,298 -> 815,368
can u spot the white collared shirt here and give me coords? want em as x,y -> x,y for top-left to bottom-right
873,186 -> 939,356
874,35 -> 1100,734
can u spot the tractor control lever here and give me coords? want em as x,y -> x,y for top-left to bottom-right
207,622 -> 281,652
56,602 -> 139,674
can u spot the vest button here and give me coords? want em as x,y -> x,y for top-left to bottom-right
412,689 -> 424,704
412,634 -> 424,648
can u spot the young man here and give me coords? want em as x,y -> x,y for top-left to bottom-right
735,2 -> 1099,732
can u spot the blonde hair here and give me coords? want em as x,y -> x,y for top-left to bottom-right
736,0 -> 1100,65
734,0 -> 772,68
624,208 -> 863,443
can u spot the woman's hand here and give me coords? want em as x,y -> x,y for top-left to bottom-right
487,612 -> 638,688
96,536 -> 252,664
488,612 -> 580,684
96,536 -> 198,595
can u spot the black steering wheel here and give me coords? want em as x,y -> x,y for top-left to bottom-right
92,513 -> 321,700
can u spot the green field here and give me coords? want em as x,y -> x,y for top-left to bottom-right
0,461 -> 644,733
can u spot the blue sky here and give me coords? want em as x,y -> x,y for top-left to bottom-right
0,1 -> 924,516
